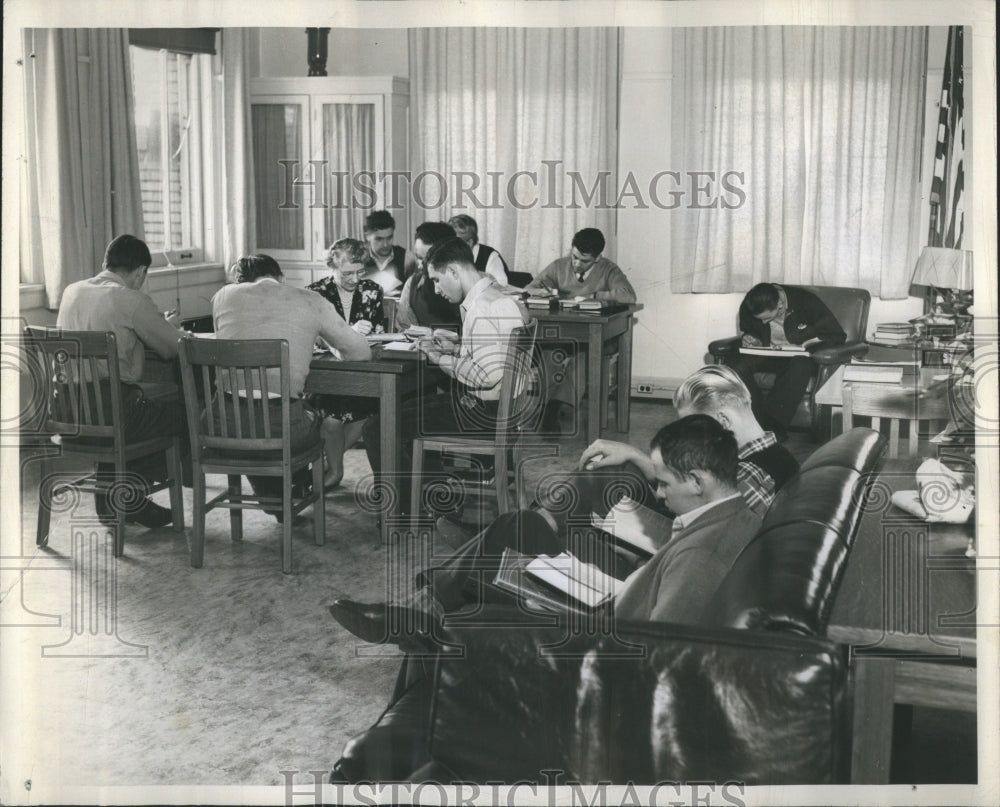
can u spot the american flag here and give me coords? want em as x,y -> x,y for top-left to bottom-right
929,26 -> 964,248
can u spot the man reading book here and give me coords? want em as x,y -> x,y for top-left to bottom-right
612,416 -> 761,622
328,415 -> 760,643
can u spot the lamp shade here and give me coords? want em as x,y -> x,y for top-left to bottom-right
911,247 -> 974,291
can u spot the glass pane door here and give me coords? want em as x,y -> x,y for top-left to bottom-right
251,100 -> 308,257
316,98 -> 382,248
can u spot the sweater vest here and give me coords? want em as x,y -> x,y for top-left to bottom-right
474,243 -> 510,279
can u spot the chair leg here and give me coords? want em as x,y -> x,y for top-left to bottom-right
494,447 -> 511,514
167,440 -> 185,532
600,355 -> 610,430
228,475 -> 243,542
282,470 -> 293,574
114,512 -> 127,558
410,439 -> 425,534
312,457 -> 325,546
36,455 -> 53,547
191,470 -> 206,568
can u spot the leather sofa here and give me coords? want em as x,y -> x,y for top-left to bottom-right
333,427 -> 888,785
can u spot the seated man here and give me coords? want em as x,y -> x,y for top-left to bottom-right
330,415 -> 761,641
394,222 -> 462,330
578,364 -> 799,521
57,234 -> 191,528
448,214 -> 509,286
729,282 -> 846,434
524,228 -> 637,431
212,254 -> 371,517
361,209 -> 418,294
361,236 -> 528,509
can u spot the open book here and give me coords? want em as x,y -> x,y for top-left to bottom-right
493,549 -> 621,612
740,344 -> 808,357
589,496 -> 668,559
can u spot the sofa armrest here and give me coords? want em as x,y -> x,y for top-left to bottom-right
426,611 -> 849,785
708,336 -> 742,360
811,340 -> 869,365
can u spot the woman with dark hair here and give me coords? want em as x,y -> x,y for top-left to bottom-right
306,239 -> 385,489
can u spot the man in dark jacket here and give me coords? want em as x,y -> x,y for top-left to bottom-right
731,283 -> 846,433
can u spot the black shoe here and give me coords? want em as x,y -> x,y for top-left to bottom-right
328,598 -> 433,645
130,500 -> 173,528
94,495 -> 172,528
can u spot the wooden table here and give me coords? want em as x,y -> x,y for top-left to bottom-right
305,349 -> 424,543
529,304 -> 642,444
814,366 -> 954,439
827,456 -> 977,783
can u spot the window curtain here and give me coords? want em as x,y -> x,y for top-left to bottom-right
409,28 -> 618,274
323,103 -> 375,248
670,27 -> 926,299
220,28 -> 256,271
20,29 -> 144,308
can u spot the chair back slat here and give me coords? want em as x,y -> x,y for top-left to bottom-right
178,338 -> 291,463
259,367 -> 273,439
496,320 -> 539,439
26,327 -> 122,441
201,365 -> 215,437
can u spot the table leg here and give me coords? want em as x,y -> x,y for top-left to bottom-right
380,374 -> 401,545
850,656 -> 896,783
587,326 -> 602,444
617,317 -> 633,434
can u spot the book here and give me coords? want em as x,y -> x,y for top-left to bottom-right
366,332 -> 408,343
739,344 -> 808,357
493,549 -> 621,611
874,322 -> 916,333
843,364 -> 904,384
589,496 -> 666,558
870,332 -> 915,345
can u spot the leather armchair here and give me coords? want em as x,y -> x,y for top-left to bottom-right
708,285 -> 871,436
333,428 -> 888,786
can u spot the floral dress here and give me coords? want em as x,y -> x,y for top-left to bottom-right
305,277 -> 386,422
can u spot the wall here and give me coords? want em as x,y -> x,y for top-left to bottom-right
616,27 -> 944,395
255,28 -> 409,78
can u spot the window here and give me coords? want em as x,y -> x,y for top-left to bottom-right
130,45 -> 209,265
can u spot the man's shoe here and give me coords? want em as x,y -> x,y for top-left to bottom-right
94,495 -> 172,528
130,499 -> 173,528
328,598 -> 433,645
434,516 -> 473,551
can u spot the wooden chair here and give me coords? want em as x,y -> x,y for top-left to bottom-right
410,322 -> 539,529
841,383 -> 946,458
178,338 -> 324,574
28,327 -> 185,557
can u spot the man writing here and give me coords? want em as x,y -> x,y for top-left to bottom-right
524,228 -> 637,432
730,282 -> 845,435
212,254 -> 370,516
361,236 -> 528,512
394,222 -> 462,330
57,234 -> 191,528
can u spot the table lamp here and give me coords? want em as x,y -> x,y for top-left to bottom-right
910,247 -> 974,338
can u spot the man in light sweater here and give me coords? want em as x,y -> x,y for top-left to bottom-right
212,254 -> 370,516
525,228 -> 637,432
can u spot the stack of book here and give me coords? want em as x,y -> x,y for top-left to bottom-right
871,322 -> 916,344
843,357 -> 919,384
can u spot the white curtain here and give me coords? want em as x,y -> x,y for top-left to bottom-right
670,27 -> 926,299
21,29 -> 144,308
409,28 -> 618,274
220,28 -> 256,271
323,103 -> 375,246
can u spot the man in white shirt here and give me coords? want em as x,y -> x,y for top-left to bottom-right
448,214 -> 509,286
212,254 -> 370,516
57,234 -> 191,528
361,236 -> 528,506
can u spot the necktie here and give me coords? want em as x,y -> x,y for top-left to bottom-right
576,271 -> 585,283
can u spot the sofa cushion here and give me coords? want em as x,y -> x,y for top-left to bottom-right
427,619 -> 849,785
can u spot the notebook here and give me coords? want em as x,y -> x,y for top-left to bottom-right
493,549 -> 621,612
